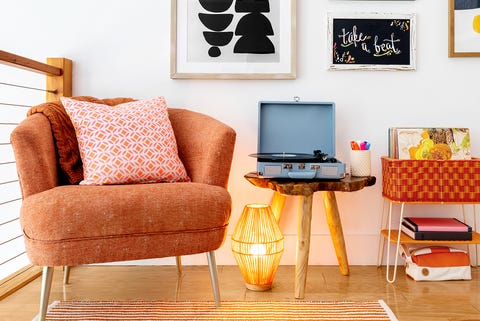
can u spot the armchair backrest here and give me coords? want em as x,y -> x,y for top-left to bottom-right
11,108 -> 236,199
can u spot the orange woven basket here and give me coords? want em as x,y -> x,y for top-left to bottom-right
381,156 -> 480,203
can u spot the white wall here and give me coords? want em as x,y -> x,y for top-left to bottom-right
2,0 -> 479,266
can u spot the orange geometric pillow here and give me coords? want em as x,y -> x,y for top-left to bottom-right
61,96 -> 190,185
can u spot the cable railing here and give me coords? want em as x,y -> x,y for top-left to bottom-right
0,50 -> 71,299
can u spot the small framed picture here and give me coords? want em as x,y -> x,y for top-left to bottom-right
327,12 -> 416,71
448,0 -> 480,57
171,0 -> 297,79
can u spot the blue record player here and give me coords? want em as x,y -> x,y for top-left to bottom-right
250,100 -> 346,179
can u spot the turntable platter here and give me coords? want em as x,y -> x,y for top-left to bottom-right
249,153 -> 320,162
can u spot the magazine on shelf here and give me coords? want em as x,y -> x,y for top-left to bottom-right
402,217 -> 472,232
401,223 -> 473,241
388,127 -> 471,160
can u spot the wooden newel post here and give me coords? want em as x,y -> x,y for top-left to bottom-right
46,58 -> 72,102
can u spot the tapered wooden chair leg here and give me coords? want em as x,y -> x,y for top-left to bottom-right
206,251 -> 221,307
175,256 -> 182,274
63,266 -> 71,285
38,266 -> 54,321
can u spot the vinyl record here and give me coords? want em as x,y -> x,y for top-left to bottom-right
249,152 -> 319,162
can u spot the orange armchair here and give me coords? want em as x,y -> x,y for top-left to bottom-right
11,105 -> 236,321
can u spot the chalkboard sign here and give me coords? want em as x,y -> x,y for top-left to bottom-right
328,13 -> 416,70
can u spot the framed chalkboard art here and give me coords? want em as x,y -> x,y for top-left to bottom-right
327,13 -> 416,71
448,0 -> 480,57
171,0 -> 297,79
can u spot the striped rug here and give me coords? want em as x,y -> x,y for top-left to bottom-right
39,300 -> 398,321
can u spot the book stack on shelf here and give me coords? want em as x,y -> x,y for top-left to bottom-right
401,217 -> 473,241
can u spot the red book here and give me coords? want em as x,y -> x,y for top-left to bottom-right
403,217 -> 472,232
401,223 -> 472,241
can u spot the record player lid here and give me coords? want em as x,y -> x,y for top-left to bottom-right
257,101 -> 336,156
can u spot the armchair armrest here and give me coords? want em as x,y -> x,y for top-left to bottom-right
10,113 -> 59,198
168,108 -> 236,188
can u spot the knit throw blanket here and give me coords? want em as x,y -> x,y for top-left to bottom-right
27,96 -> 135,185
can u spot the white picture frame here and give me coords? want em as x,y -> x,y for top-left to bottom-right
327,12 -> 416,71
171,0 -> 297,79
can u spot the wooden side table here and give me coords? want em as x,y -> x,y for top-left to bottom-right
244,173 -> 376,299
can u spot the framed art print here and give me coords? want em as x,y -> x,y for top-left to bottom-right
327,12 -> 416,71
171,0 -> 297,79
449,0 -> 480,57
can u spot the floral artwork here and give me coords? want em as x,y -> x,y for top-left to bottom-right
389,127 -> 471,160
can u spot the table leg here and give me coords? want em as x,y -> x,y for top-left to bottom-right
270,191 -> 286,223
295,194 -> 313,299
321,191 -> 349,276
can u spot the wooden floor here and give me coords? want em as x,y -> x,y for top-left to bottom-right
0,265 -> 479,321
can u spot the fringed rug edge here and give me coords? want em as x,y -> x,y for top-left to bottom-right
31,300 -> 60,321
379,299 -> 399,321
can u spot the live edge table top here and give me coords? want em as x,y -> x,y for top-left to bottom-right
244,172 -> 377,196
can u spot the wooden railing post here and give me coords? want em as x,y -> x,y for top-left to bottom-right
46,58 -> 72,102
0,52 -> 72,299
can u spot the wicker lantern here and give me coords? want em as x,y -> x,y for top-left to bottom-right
231,204 -> 284,291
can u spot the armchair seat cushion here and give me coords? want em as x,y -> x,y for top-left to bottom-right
21,182 -> 231,266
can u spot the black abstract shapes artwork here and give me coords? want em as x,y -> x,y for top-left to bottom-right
235,0 -> 270,12
203,31 -> 234,57
198,13 -> 233,31
199,0 -> 234,13
234,0 -> 275,54
198,0 -> 235,57
197,0 -> 276,58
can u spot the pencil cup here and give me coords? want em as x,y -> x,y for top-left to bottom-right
350,150 -> 371,177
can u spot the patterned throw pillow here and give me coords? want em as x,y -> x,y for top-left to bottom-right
61,96 -> 190,185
